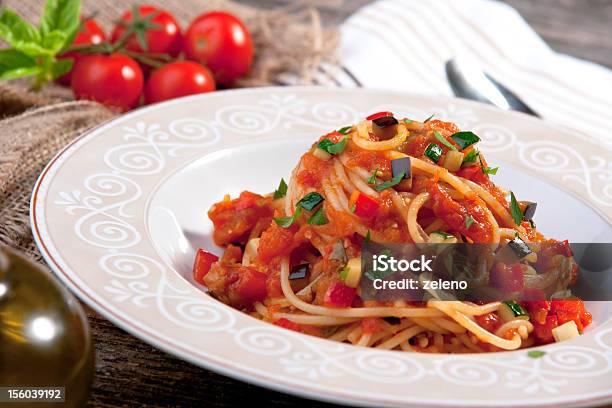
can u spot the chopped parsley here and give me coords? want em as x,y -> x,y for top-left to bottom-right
317,137 -> 348,155
367,167 -> 379,184
432,231 -> 454,239
509,191 -> 524,226
297,192 -> 324,211
339,265 -> 349,281
527,350 -> 546,359
465,215 -> 474,229
273,178 -> 288,199
338,126 -> 352,135
307,207 -> 328,225
403,118 -> 413,125
434,131 -> 457,151
274,207 -> 302,228
451,131 -> 480,150
374,171 -> 405,191
349,204 -> 356,213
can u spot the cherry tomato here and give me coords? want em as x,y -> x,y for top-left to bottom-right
57,18 -> 106,85
111,5 -> 182,57
144,61 -> 215,104
183,11 -> 253,86
71,53 -> 144,111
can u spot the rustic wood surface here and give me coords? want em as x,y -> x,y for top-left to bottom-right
81,1 -> 611,407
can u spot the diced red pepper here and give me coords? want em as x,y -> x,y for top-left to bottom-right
522,297 -> 550,325
324,281 -> 356,308
274,317 -> 302,332
551,299 -> 591,333
228,266 -> 268,307
533,314 -> 558,344
349,191 -> 380,218
475,312 -> 502,333
366,111 -> 393,121
193,249 -> 219,285
490,262 -> 524,292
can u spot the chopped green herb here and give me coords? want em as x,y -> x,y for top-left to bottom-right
367,167 -> 379,184
338,126 -> 352,135
529,219 -> 536,229
339,265 -> 349,281
423,113 -> 435,123
374,171 -> 405,191
465,215 -> 474,229
297,192 -> 324,211
307,207 -> 328,225
509,192 -> 524,226
364,230 -> 371,243
274,207 -> 302,228
350,204 -> 356,213
424,143 -> 443,163
432,231 -> 454,239
479,156 -> 498,175
527,350 -> 546,359
317,137 -> 348,155
403,118 -> 413,125
451,131 -> 481,150
273,178 -> 288,199
482,166 -> 499,175
462,149 -> 479,164
434,131 -> 458,151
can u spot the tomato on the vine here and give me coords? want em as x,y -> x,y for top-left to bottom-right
71,53 -> 144,111
57,18 -> 106,85
144,61 -> 215,104
183,11 -> 253,86
111,5 -> 182,57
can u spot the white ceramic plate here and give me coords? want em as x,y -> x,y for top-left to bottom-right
31,87 -> 612,408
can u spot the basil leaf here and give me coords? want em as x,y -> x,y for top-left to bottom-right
509,192 -> 524,226
338,126 -> 352,135
424,143 -> 443,163
0,48 -> 40,80
465,215 -> 474,229
274,207 -> 302,228
317,137 -> 348,155
434,131 -> 457,151
374,172 -> 405,191
41,0 -> 81,44
273,178 -> 288,199
423,113 -> 435,123
364,230 -> 371,243
367,167 -> 379,184
307,207 -> 328,225
50,57 -> 73,78
41,29 -> 68,54
451,131 -> 481,150
462,149 -> 479,164
297,192 -> 324,211
0,9 -> 41,46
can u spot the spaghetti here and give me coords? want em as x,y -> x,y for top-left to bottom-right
194,112 -> 592,353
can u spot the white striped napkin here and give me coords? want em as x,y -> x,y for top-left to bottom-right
313,0 -> 612,148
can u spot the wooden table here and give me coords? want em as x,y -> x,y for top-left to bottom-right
86,1 -> 612,406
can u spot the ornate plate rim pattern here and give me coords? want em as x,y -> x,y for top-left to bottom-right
30,87 -> 612,408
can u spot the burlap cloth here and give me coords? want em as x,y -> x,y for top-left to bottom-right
0,0 -> 339,262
